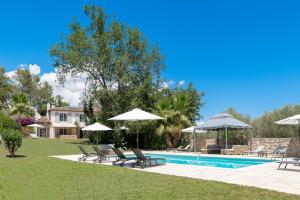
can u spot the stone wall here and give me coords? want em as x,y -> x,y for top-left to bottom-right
249,137 -> 300,157
192,137 -> 300,156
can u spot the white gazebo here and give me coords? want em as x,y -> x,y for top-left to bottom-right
109,108 -> 164,148
196,113 -> 251,150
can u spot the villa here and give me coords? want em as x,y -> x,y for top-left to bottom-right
35,104 -> 86,139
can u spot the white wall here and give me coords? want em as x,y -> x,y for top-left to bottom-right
49,111 -> 86,138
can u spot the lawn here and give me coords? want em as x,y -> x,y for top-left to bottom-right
0,139 -> 298,200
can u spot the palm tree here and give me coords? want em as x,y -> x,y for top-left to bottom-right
10,93 -> 34,126
155,92 -> 192,147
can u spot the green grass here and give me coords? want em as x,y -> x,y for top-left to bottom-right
0,139 -> 298,200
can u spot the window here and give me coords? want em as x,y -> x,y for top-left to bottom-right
59,113 -> 67,122
79,114 -> 85,122
59,128 -> 68,135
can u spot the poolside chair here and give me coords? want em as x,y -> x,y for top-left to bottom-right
93,146 -> 116,162
112,148 -> 137,166
242,145 -> 265,156
271,146 -> 287,160
132,148 -> 166,169
92,146 -> 107,163
176,144 -> 191,152
277,160 -> 300,170
78,146 -> 98,162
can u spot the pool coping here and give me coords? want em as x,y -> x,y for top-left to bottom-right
52,152 -> 300,196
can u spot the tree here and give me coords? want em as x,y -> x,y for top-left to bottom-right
0,67 -> 12,111
12,68 -> 39,103
0,113 -> 19,130
10,94 -> 34,126
226,108 -> 251,124
53,95 -> 69,107
32,82 -> 53,115
154,86 -> 203,147
0,128 -> 22,157
11,68 -> 59,115
252,105 -> 300,138
50,4 -> 164,122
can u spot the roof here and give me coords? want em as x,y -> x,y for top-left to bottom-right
35,116 -> 51,124
48,107 -> 84,112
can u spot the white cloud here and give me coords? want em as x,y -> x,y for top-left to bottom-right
5,63 -> 86,107
160,80 -> 174,89
4,63 -> 41,78
40,72 -> 86,106
4,70 -> 16,79
178,80 -> 185,87
28,64 -> 41,75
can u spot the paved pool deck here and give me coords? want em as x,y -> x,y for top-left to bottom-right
53,151 -> 300,196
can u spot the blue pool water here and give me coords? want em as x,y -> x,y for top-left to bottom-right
144,154 -> 274,169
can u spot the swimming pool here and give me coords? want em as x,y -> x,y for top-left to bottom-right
144,153 -> 274,169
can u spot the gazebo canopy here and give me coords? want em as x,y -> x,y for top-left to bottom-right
196,113 -> 251,130
195,113 -> 251,150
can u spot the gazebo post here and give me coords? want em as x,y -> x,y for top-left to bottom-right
225,127 -> 228,150
193,128 -> 196,153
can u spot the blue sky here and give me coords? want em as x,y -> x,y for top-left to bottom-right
1,0 -> 300,119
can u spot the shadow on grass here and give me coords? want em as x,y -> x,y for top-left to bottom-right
6,155 -> 27,158
65,140 -> 92,145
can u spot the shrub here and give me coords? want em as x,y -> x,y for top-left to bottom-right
0,129 -> 22,157
0,113 -> 19,130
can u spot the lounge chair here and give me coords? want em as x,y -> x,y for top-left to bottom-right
93,146 -> 116,162
277,160 -> 300,170
242,145 -> 265,156
78,146 -> 98,162
271,146 -> 287,160
112,148 -> 137,166
176,144 -> 191,152
92,146 -> 108,163
132,148 -> 166,169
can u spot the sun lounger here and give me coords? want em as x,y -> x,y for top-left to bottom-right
132,148 -> 166,169
242,145 -> 265,156
78,146 -> 98,162
112,148 -> 137,166
92,146 -> 108,163
271,146 -> 287,160
277,160 -> 300,170
93,146 -> 116,162
176,144 -> 191,152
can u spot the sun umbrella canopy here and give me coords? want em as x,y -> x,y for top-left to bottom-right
82,123 -> 112,131
27,123 -> 44,128
181,126 -> 207,133
108,108 -> 164,121
120,126 -> 129,130
109,108 -> 163,148
275,115 -> 300,125
196,113 -> 251,130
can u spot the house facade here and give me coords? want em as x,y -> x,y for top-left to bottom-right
35,104 -> 86,139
